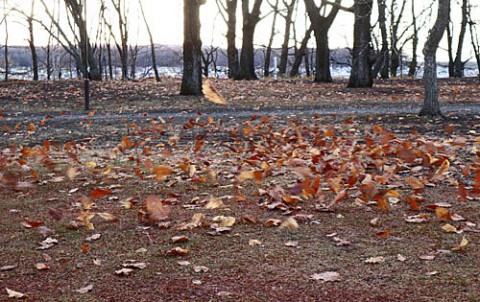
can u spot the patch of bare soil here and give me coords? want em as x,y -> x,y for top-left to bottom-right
1,78 -> 480,302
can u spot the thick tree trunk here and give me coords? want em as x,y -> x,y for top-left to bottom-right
304,0 -> 341,83
180,0 -> 204,95
348,0 -> 373,88
236,0 -> 263,80
419,0 -> 450,117
226,0 -> 239,78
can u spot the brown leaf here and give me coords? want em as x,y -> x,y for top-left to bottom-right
153,166 -> 174,181
145,196 -> 171,222
310,271 -> 342,282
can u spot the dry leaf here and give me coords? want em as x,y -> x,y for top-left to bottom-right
281,217 -> 299,229
115,268 -> 133,276
166,247 -> 190,257
35,263 -> 49,271
153,166 -> 174,181
145,196 -> 171,222
364,256 -> 385,264
249,239 -> 262,246
6,288 -> 26,298
202,79 -> 228,105
85,233 -> 102,242
204,197 -> 226,209
212,216 -> 236,227
452,237 -> 469,252
177,260 -> 191,266
285,240 -> 299,247
174,213 -> 205,230
75,284 -> 93,294
264,219 -> 282,227
310,271 -> 342,282
194,266 -> 209,273
397,254 -> 407,262
441,224 -> 459,233
171,236 -> 190,243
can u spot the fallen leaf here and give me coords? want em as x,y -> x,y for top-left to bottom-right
85,233 -> 102,242
364,256 -> 385,264
280,217 -> 299,229
212,216 -> 236,227
285,240 -> 299,247
171,236 -> 190,243
0,265 -> 17,271
194,266 -> 209,273
419,255 -> 436,261
75,284 -> 93,294
452,237 -> 469,252
397,254 -> 407,262
115,268 -> 133,276
174,213 -> 205,230
249,239 -> 262,246
35,263 -> 49,271
145,196 -> 171,222
204,197 -> 226,209
441,224 -> 459,233
153,165 -> 174,180
166,247 -> 189,257
177,261 -> 191,266
6,288 -> 26,298
310,271 -> 342,282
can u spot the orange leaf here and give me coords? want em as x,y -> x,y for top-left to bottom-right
202,79 -> 228,105
376,229 -> 391,238
377,197 -> 390,212
405,177 -> 425,190
121,136 -> 133,149
435,207 -> 451,220
153,166 -> 174,180
89,188 -> 112,200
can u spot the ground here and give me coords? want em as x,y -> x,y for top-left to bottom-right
1,77 -> 480,301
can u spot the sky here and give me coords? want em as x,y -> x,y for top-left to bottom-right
1,0 -> 476,63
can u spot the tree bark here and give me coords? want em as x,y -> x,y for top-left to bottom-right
407,0 -> 418,77
28,0 -> 39,81
264,0 -> 279,77
181,0 -> 205,95
453,0 -> 468,78
304,0 -> 341,83
278,0 -> 296,76
290,25 -> 313,77
348,0 -> 373,88
236,0 -> 263,80
419,0 -> 450,117
372,0 -> 389,79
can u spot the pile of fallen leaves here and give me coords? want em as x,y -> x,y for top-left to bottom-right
2,111 -> 479,299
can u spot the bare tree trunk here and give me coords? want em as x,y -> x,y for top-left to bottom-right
139,0 -> 160,82
215,0 -> 240,78
446,23 -> 455,77
372,0 -> 389,79
290,25 -> 313,77
27,0 -> 39,81
348,0 -> 373,88
453,0 -> 468,78
419,0 -> 450,117
107,43 -> 113,80
180,0 -> 204,95
468,5 -> 480,81
236,0 -> 263,80
264,0 -> 279,77
408,0 -> 418,77
3,0 -> 8,82
278,0 -> 296,76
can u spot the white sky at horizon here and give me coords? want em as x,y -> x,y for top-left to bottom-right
1,0 -> 476,63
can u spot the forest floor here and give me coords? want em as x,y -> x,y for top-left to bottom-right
1,77 -> 480,301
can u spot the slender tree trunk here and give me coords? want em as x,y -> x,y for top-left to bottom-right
225,0 -> 239,78
290,25 -> 313,77
139,0 -> 160,82
4,0 -> 8,82
419,0 -> 450,117
446,23 -> 455,77
373,0 -> 389,79
348,0 -> 373,88
236,0 -> 263,80
180,0 -> 204,95
264,0 -> 279,77
28,0 -> 39,81
107,43 -> 113,80
408,0 -> 418,77
279,0 -> 295,76
453,0 -> 468,78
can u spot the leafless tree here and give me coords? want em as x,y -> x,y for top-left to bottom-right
215,0 -> 240,78
264,0 -> 279,77
139,0 -> 160,82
